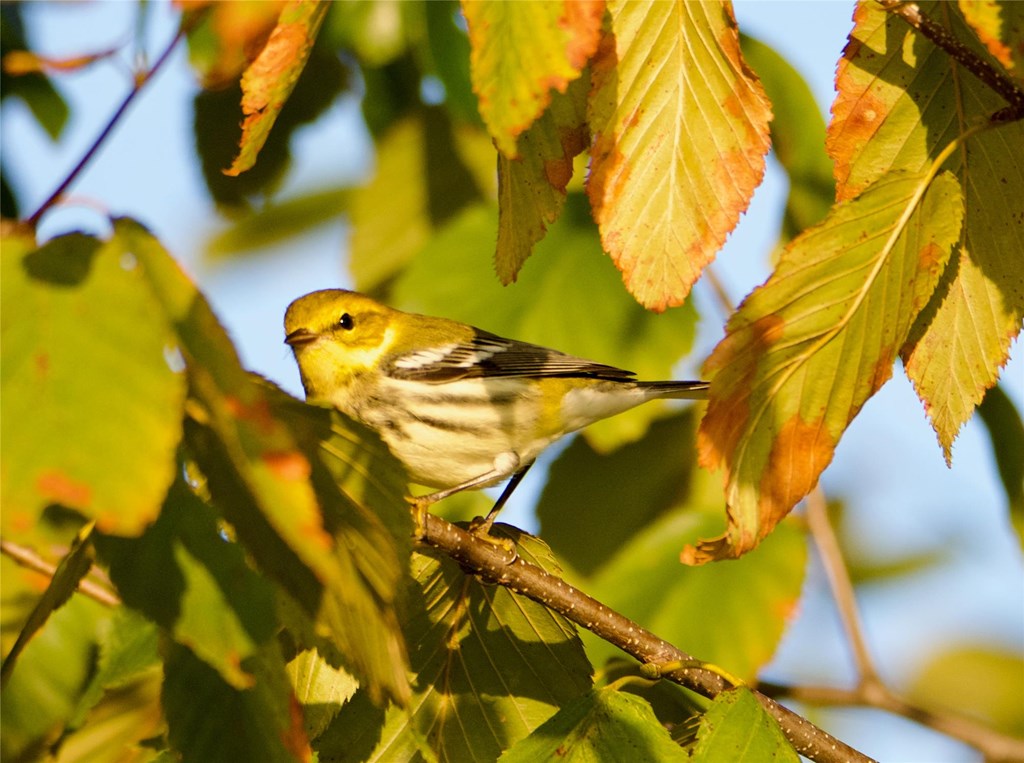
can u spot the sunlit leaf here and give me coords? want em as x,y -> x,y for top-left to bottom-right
463,0 -> 602,157
828,1 -> 1024,459
693,171 -> 963,562
587,0 -> 771,310
496,74 -> 589,283
584,507 -> 806,682
958,0 -> 1024,80
500,688 -> 688,762
1,230 -> 185,537
287,647 -> 359,739
392,198 -> 700,452
183,0 -> 285,89
689,688 -> 798,762
319,530 -> 593,762
225,0 -> 331,176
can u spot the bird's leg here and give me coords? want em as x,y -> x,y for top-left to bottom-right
471,462 -> 534,534
407,452 -> 523,537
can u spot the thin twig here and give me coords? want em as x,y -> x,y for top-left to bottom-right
25,10 -> 206,228
417,513 -> 876,763
760,682 -> 1024,762
876,0 -> 1024,120
806,486 -> 881,688
0,538 -> 120,608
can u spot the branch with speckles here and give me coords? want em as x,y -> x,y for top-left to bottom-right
416,512 -> 876,763
876,0 -> 1024,121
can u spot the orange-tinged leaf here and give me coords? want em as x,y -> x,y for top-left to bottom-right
829,1 -> 1024,460
224,0 -> 329,177
690,171 -> 964,563
587,0 -> 771,311
959,0 -> 1024,78
183,0 -> 285,89
462,0 -> 602,158
496,74 -> 589,283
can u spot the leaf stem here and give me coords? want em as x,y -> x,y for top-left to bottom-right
416,513 -> 876,763
25,10 -> 205,229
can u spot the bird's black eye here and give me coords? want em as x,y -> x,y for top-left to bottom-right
338,312 -> 354,330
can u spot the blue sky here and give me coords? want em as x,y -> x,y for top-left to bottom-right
3,3 -> 1021,760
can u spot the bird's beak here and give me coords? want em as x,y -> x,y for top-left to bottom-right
284,328 -> 318,347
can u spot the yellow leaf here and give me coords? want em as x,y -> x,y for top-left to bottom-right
587,0 -> 771,311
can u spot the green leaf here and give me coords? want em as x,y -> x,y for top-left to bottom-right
163,641 -> 309,763
739,34 -> 834,240
1,230 -> 186,537
118,218 -> 411,706
689,688 -> 798,762
463,0 -> 601,157
392,197 -> 700,452
694,171 -> 964,562
319,530 -> 593,762
95,481 -> 277,689
69,607 -> 161,728
977,384 -> 1024,543
537,410 -> 699,577
500,688 -> 689,762
0,588 -> 108,759
0,4 -> 69,141
225,1 -> 331,176
907,645 -> 1024,735
287,648 -> 359,740
349,109 -> 493,293
584,496 -> 806,683
1,523 -> 97,686
424,0 -> 481,126
587,0 -> 771,310
828,1 -> 1024,458
496,74 -> 589,283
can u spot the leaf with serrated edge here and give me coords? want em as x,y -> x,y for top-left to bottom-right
463,0 -> 601,157
500,688 -> 688,762
318,529 -> 593,762
588,0 -> 771,311
828,1 -> 1024,458
692,171 -> 963,563
496,74 -> 589,283
690,687 -> 798,762
224,0 -> 329,176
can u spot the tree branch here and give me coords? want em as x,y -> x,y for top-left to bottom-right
25,10 -> 206,228
0,538 -> 120,608
876,0 -> 1024,121
416,513 -> 876,763
760,681 -> 1024,762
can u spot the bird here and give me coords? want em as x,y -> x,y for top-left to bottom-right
284,289 -> 708,533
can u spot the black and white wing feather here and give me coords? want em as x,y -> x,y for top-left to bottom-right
387,329 -> 637,383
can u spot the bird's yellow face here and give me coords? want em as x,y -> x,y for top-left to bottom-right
284,289 -> 397,402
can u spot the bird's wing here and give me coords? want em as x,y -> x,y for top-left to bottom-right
387,329 -> 637,383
